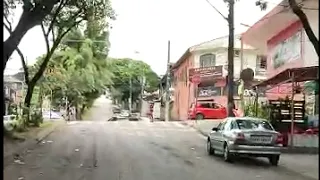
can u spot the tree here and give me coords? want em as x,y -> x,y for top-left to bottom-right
107,58 -> 159,104
21,0 -> 115,119
3,0 -> 60,69
32,5 -> 114,120
256,0 -> 319,57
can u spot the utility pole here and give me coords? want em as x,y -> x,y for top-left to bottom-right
165,40 -> 171,122
227,0 -> 235,117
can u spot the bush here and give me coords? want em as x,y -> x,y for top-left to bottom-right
29,111 -> 43,127
244,103 -> 269,119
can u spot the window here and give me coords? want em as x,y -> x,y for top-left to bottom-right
256,55 -> 267,69
234,50 -> 240,57
235,119 -> 274,130
217,121 -> 226,131
224,120 -> 232,131
219,121 -> 227,131
199,54 -> 216,67
230,121 -> 237,130
200,103 -> 211,108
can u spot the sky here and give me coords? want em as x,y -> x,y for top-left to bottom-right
4,0 -> 281,76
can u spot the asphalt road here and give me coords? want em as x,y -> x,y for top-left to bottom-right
3,97 -> 315,180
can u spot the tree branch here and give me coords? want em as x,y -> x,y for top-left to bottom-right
30,20 -> 84,86
41,22 -> 50,53
3,14 -> 12,31
46,0 -> 67,36
3,22 -> 30,85
288,0 -> 319,57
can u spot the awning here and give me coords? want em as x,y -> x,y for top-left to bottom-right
255,66 -> 319,87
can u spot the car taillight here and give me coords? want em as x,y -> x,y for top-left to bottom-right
235,132 -> 245,140
276,133 -> 283,144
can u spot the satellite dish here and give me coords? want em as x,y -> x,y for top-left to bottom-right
240,68 -> 254,83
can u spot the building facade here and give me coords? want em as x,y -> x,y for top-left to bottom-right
172,35 -> 267,120
242,0 -> 318,100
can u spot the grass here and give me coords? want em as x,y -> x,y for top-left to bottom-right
13,121 -> 56,140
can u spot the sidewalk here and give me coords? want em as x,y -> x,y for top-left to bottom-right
4,120 -> 65,167
179,119 -> 319,180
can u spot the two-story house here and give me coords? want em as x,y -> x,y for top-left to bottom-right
171,35 -> 267,120
242,0 -> 318,113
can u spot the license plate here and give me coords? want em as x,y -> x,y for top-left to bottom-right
250,136 -> 272,143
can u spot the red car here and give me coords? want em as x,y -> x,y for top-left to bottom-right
188,101 -> 228,120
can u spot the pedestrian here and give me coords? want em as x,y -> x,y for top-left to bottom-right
148,103 -> 154,122
66,105 -> 71,121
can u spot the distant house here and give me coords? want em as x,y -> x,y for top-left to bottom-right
4,75 -> 25,115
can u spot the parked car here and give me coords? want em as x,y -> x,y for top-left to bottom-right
207,117 -> 282,166
42,111 -> 62,119
129,113 -> 140,121
112,106 -> 121,114
188,101 -> 227,120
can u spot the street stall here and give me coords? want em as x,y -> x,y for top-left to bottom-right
255,66 -> 319,147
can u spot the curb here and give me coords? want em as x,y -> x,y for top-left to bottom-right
3,121 -> 65,167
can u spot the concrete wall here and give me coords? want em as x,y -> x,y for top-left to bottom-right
290,134 -> 319,148
172,55 -> 194,120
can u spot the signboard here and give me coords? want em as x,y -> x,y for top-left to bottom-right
270,31 -> 302,69
191,75 -> 201,84
189,65 -> 223,82
198,86 -> 221,97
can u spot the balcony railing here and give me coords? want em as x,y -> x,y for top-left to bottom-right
255,69 -> 267,77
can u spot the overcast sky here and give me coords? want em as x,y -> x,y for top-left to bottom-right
4,0 -> 280,75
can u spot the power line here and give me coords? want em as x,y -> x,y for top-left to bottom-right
204,0 -> 228,21
63,39 -> 107,43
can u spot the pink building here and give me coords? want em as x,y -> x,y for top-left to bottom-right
242,0 -> 318,99
171,36 -> 267,120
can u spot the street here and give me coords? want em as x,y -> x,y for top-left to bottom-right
3,97 -> 317,180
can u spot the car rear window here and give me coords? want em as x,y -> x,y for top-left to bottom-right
235,119 -> 273,130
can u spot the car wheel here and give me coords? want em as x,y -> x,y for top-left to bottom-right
268,155 -> 280,166
223,144 -> 233,162
207,140 -> 215,155
196,114 -> 204,120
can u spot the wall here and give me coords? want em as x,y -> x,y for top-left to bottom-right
267,21 -> 304,78
172,54 -> 194,120
193,48 -> 264,79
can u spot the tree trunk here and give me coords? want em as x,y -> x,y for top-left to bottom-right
23,81 -> 37,124
80,104 -> 86,120
288,0 -> 319,57
3,11 -> 39,71
75,104 -> 81,120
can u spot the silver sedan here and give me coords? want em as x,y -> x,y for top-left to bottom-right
207,117 -> 282,166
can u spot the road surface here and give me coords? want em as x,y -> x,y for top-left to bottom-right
4,96 -> 315,180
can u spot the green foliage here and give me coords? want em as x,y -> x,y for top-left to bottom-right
107,58 -> 160,102
30,6 -> 115,118
244,102 -> 269,119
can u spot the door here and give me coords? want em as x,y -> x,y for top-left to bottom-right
212,103 -> 227,119
210,121 -> 226,151
197,103 -> 211,119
